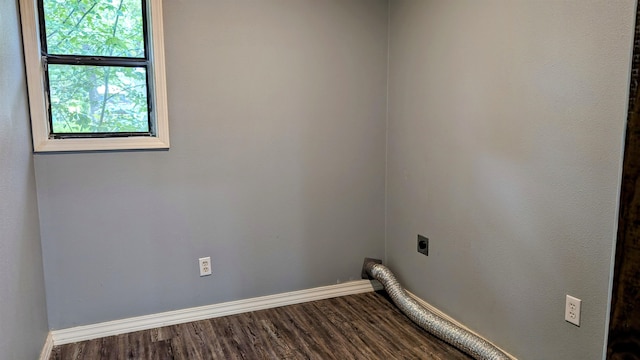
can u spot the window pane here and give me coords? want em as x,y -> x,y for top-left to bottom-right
48,64 -> 149,133
43,0 -> 145,58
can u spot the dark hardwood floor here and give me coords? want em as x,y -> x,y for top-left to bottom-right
50,291 -> 473,359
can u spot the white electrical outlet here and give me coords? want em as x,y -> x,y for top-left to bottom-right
199,257 -> 212,277
565,295 -> 581,326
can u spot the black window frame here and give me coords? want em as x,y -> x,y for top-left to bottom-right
36,0 -> 154,139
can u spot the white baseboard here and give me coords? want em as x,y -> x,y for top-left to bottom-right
48,279 -> 515,359
406,290 -> 517,360
39,332 -> 53,360
52,279 -> 381,346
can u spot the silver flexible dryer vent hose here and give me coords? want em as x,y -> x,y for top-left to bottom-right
364,260 -> 511,360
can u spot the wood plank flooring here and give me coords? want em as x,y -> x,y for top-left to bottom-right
50,291 -> 472,359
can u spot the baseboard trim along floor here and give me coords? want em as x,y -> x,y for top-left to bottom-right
39,332 -> 53,360
46,280 -> 515,359
51,279 -> 383,346
406,290 -> 517,360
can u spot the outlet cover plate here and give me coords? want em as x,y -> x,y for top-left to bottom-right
565,294 -> 581,326
199,257 -> 212,277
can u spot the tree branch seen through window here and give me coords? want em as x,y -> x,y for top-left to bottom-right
41,0 -> 150,135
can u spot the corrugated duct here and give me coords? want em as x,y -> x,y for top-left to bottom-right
363,259 -> 511,360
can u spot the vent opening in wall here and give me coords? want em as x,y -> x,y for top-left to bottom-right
417,234 -> 429,256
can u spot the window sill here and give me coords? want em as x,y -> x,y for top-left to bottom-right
33,135 -> 170,153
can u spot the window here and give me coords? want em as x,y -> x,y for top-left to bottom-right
19,0 -> 169,152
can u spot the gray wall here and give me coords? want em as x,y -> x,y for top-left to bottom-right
26,2 -> 636,358
386,1 -> 634,359
35,0 -> 388,329
0,0 -> 49,358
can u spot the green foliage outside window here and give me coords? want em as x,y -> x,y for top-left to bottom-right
42,0 -> 149,134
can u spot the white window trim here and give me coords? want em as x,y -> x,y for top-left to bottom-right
19,0 -> 170,152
